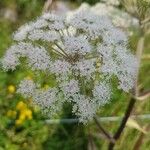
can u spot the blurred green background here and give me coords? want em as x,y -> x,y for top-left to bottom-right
0,0 -> 150,150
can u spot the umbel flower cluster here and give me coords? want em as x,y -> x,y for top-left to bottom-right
1,4 -> 138,123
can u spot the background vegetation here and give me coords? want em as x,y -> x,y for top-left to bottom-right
0,0 -> 149,150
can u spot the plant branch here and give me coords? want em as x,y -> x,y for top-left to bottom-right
108,97 -> 136,150
94,117 -> 115,144
54,42 -> 69,58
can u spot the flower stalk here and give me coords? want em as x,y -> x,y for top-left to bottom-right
108,22 -> 145,150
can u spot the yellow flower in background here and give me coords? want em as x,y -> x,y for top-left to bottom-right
15,108 -> 33,126
19,109 -> 33,120
17,100 -> 33,120
16,101 -> 27,111
24,109 -> 32,120
8,85 -> 16,94
7,110 -> 17,118
19,113 -> 26,121
15,119 -> 23,126
7,101 -> 34,126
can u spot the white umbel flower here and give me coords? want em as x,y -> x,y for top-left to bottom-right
1,4 -> 138,123
28,29 -> 60,42
60,79 -> 80,100
13,24 -> 32,41
93,82 -> 111,106
74,95 -> 97,123
33,88 -> 64,116
63,35 -> 91,55
17,79 -> 36,98
1,42 -> 51,71
74,59 -> 96,78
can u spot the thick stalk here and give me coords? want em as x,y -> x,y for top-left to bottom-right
108,97 -> 136,150
108,30 -> 145,150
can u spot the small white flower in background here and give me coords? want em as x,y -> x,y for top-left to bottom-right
90,2 -> 139,30
1,3 -> 138,123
